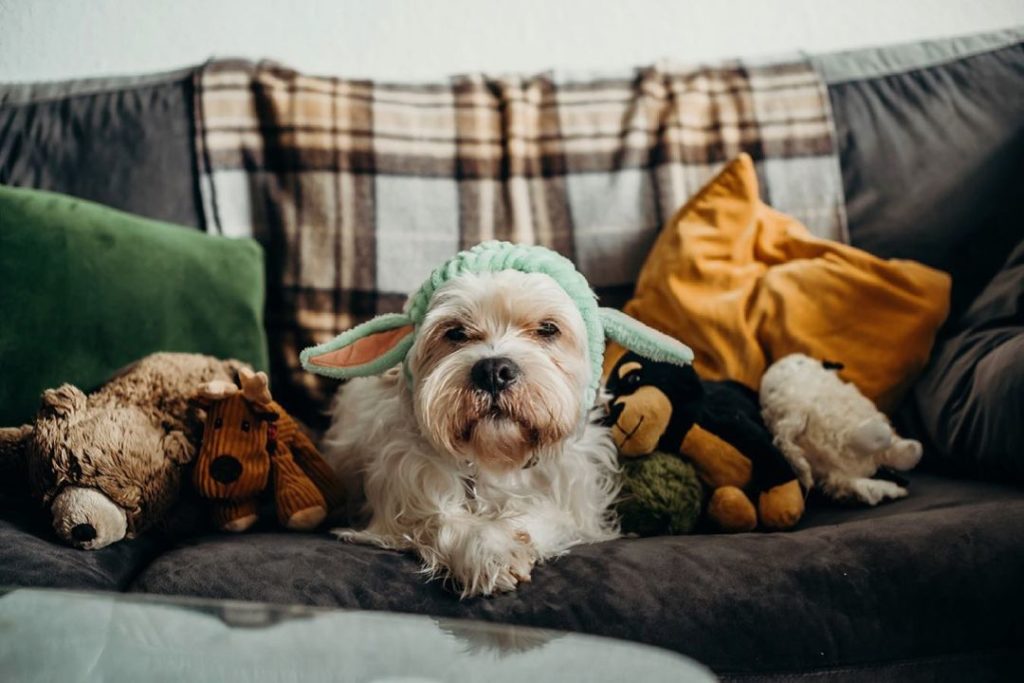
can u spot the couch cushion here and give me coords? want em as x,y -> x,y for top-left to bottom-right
619,153 -> 950,411
0,69 -> 203,229
0,185 -> 268,425
906,236 -> 1024,482
130,472 -> 1024,677
0,503 -> 167,591
820,36 -> 1024,316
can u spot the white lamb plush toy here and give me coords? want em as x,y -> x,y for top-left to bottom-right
759,353 -> 923,505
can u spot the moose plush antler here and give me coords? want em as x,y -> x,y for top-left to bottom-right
192,368 -> 343,532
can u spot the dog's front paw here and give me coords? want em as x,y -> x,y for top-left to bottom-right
451,525 -> 538,598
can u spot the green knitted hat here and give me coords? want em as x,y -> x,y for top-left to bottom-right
300,241 -> 693,409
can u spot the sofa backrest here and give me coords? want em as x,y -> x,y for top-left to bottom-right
0,68 -> 204,229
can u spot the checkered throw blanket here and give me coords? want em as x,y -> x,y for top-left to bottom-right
194,58 -> 846,422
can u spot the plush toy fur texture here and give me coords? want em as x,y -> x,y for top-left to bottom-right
617,452 -> 704,536
604,351 -> 804,532
0,353 -> 245,549
192,368 -> 344,531
760,353 -> 923,505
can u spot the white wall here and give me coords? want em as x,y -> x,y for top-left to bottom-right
1,0 -> 1023,83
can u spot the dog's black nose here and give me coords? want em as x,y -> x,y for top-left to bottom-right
471,357 -> 521,394
71,523 -> 97,543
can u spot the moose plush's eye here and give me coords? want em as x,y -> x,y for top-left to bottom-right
536,321 -> 560,338
241,420 -> 251,432
444,326 -> 469,343
214,417 -> 223,429
623,371 -> 642,388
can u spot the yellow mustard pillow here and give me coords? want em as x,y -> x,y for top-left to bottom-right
617,153 -> 951,411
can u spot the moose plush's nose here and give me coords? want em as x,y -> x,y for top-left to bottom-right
471,357 -> 521,394
210,454 -> 243,484
71,523 -> 97,543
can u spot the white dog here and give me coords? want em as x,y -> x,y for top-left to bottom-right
301,242 -> 694,597
759,353 -> 923,506
321,270 -> 619,596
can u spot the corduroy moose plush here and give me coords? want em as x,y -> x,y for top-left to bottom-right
192,368 -> 343,532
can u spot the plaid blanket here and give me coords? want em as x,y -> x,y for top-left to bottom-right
193,58 -> 846,422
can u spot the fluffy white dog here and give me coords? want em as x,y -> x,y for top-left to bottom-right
759,353 -> 923,506
321,270 -> 619,595
301,242 -> 693,597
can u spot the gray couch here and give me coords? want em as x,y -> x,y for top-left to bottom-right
2,30 -> 1023,681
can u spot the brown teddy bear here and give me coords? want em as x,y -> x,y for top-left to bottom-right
0,353 -> 246,549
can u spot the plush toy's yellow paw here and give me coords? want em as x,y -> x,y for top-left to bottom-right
758,480 -> 805,530
708,486 -> 757,533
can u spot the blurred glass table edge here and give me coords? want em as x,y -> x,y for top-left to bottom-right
0,586 -> 715,682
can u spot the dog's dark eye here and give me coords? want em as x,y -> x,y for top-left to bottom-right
624,371 -> 642,388
241,420 -> 251,432
444,326 -> 468,343
214,417 -> 223,429
536,321 -> 560,338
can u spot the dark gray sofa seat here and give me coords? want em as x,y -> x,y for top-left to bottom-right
125,473 -> 1024,679
0,504 -> 168,592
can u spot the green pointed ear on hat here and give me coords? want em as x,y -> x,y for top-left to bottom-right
299,241 -> 694,397
598,307 -> 693,367
299,313 -> 415,380
300,305 -> 692,384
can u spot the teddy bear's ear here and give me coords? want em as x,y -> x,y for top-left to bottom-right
39,384 -> 87,419
161,430 -> 196,465
301,313 -> 415,380
599,308 -> 693,368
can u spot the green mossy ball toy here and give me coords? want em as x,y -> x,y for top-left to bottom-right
617,452 -> 705,536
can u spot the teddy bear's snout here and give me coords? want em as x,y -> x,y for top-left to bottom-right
50,486 -> 128,550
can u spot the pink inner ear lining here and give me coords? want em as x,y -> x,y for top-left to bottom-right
310,325 -> 414,368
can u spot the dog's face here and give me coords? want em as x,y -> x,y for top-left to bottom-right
406,270 -> 590,472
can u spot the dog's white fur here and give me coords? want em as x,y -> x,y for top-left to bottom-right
322,271 -> 620,596
759,353 -> 922,505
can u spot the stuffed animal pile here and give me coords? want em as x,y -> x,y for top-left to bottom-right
0,345 -> 920,550
0,353 -> 243,549
0,352 -> 344,550
603,350 -> 805,534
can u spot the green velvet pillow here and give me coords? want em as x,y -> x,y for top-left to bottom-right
0,185 -> 268,425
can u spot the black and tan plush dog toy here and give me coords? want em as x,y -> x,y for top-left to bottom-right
604,350 -> 804,532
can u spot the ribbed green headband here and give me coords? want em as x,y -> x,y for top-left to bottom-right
301,241 -> 693,410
